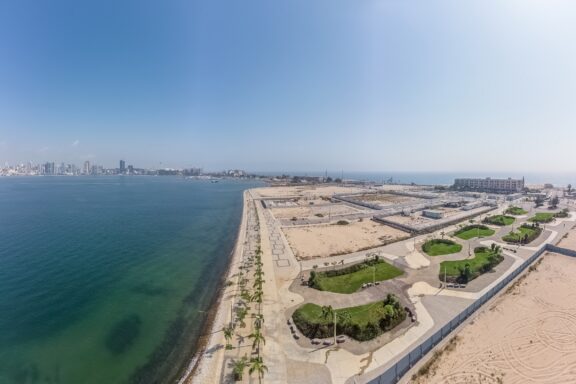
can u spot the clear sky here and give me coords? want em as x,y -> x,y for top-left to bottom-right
1,0 -> 575,172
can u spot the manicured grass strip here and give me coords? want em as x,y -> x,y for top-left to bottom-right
483,215 -> 515,226
422,239 -> 462,256
439,247 -> 504,283
505,206 -> 527,215
454,225 -> 495,240
529,212 -> 555,223
313,261 -> 403,294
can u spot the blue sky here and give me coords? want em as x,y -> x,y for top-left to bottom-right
1,0 -> 575,172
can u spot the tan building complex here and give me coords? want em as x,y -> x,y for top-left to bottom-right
453,177 -> 524,193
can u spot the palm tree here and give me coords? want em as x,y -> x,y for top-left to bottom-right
252,313 -> 265,329
251,289 -> 263,306
223,326 -> 234,350
321,305 -> 350,345
253,276 -> 264,289
232,356 -> 248,381
249,329 -> 266,353
249,356 -> 268,383
440,231 -> 445,239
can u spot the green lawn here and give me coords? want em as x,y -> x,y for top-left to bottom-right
422,239 -> 462,256
529,212 -> 555,223
483,215 -> 515,226
295,302 -> 384,326
292,294 -> 406,341
439,247 -> 504,282
502,225 -> 540,243
454,225 -> 495,240
505,206 -> 527,215
314,261 -> 403,294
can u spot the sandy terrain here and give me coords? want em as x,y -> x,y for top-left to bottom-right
412,252 -> 576,384
270,203 -> 361,219
282,220 -> 409,259
557,229 -> 576,249
255,185 -> 369,198
354,193 -> 420,205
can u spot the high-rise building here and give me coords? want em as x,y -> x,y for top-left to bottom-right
120,160 -> 126,174
83,161 -> 91,175
44,162 -> 55,175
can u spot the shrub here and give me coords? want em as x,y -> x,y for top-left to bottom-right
336,220 -> 349,225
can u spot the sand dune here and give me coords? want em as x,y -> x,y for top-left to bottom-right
412,252 -> 576,384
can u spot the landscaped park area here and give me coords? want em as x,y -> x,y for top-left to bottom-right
422,239 -> 462,256
483,214 -> 515,226
530,212 -> 556,223
439,245 -> 504,284
502,223 -> 543,244
505,206 -> 527,215
292,294 -> 406,341
529,209 -> 569,223
454,224 -> 495,240
307,258 -> 403,294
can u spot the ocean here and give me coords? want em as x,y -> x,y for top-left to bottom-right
0,176 -> 259,384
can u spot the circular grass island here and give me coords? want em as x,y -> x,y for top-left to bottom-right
439,245 -> 504,284
307,258 -> 403,294
505,206 -> 527,216
483,215 -> 515,226
422,239 -> 462,256
502,223 -> 543,244
454,224 -> 495,240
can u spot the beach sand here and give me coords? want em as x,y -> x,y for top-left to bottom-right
282,220 -> 409,259
410,252 -> 576,384
184,191 -> 251,384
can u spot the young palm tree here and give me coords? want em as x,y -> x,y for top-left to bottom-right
223,326 -> 234,350
251,289 -> 263,306
253,313 -> 265,329
249,356 -> 268,383
253,276 -> 264,289
249,329 -> 266,354
232,356 -> 248,381
321,305 -> 350,345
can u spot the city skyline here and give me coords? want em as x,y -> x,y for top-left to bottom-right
2,1 -> 576,172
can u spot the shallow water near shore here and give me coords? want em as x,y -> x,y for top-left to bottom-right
0,176 -> 258,384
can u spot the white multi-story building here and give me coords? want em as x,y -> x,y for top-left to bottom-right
453,177 -> 524,194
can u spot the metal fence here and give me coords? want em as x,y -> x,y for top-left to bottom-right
365,243 -> 572,384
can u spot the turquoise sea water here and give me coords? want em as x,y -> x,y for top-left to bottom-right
0,176 -> 258,384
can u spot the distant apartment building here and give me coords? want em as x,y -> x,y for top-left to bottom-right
83,161 -> 91,175
44,162 -> 55,175
119,160 -> 126,174
453,177 -> 524,194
